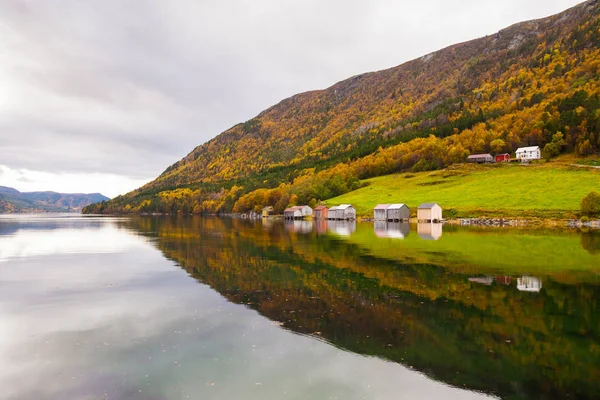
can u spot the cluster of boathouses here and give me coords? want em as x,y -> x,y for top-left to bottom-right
270,202 -> 443,222
281,204 -> 357,220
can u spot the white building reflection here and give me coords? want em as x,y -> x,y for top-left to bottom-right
284,219 -> 313,234
328,220 -> 357,236
517,276 -> 543,293
417,223 -> 443,241
374,221 -> 410,239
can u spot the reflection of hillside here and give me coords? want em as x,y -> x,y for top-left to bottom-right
124,217 -> 600,400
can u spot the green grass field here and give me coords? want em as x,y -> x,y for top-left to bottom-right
326,161 -> 600,219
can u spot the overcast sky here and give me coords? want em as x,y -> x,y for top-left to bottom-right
0,0 -> 584,198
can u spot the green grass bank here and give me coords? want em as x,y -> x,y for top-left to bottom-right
326,161 -> 600,219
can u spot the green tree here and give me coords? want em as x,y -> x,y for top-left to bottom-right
490,139 -> 506,155
581,191 -> 600,215
543,131 -> 565,160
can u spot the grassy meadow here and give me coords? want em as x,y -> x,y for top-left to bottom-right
326,160 -> 600,219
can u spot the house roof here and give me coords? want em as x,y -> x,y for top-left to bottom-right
467,153 -> 493,158
388,204 -> 408,210
262,206 -> 274,211
314,205 -> 327,211
418,203 -> 439,209
328,206 -> 340,211
516,146 -> 540,152
496,153 -> 510,156
338,204 -> 354,210
374,204 -> 391,210
284,206 -> 302,212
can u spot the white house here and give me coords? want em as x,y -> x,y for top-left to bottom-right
417,203 -> 443,222
516,146 -> 541,161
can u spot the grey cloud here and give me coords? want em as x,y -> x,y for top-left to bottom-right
0,0 -> 583,179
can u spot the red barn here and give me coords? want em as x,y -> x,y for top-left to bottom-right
495,153 -> 510,163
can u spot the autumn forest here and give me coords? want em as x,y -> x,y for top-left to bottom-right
84,1 -> 600,215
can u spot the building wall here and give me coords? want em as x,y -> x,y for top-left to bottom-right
517,149 -> 541,160
387,207 -> 410,221
418,209 -> 432,221
374,209 -> 387,220
418,206 -> 442,221
342,208 -> 356,220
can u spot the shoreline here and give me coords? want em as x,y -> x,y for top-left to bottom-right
112,211 -> 600,230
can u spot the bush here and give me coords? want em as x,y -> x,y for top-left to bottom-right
581,191 -> 600,215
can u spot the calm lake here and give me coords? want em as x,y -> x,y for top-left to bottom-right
0,214 -> 598,400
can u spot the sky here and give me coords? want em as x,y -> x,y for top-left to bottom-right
0,0 -> 585,198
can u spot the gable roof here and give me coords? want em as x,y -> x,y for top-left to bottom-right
418,203 -> 439,209
374,204 -> 391,210
388,204 -> 408,210
338,204 -> 354,210
516,146 -> 540,152
467,153 -> 493,159
314,205 -> 327,211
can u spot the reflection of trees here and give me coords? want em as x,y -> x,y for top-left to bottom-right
123,217 -> 600,400
581,232 -> 600,255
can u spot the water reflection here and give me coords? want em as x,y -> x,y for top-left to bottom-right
284,219 -> 313,234
327,220 -> 356,236
3,215 -> 600,400
517,276 -> 543,292
374,221 -> 410,239
120,217 -> 599,400
1,214 -> 500,400
417,223 -> 443,240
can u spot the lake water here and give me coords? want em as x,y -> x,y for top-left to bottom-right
0,214 -> 598,400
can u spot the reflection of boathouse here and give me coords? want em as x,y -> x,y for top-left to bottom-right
315,219 -> 329,235
284,219 -> 313,234
328,220 -> 357,236
374,221 -> 410,239
417,223 -> 443,240
469,276 -> 495,285
517,276 -> 542,292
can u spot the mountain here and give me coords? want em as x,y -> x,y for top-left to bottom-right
0,186 -> 109,213
85,0 -> 600,215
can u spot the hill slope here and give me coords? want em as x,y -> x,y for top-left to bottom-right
0,186 -> 109,213
86,0 -> 600,215
326,159 -> 600,219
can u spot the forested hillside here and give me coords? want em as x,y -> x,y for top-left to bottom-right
85,0 -> 600,215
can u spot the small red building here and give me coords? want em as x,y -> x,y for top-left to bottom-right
314,205 -> 328,220
495,153 -> 510,163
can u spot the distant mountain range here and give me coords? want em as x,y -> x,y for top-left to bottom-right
85,0 -> 600,215
0,186 -> 109,213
